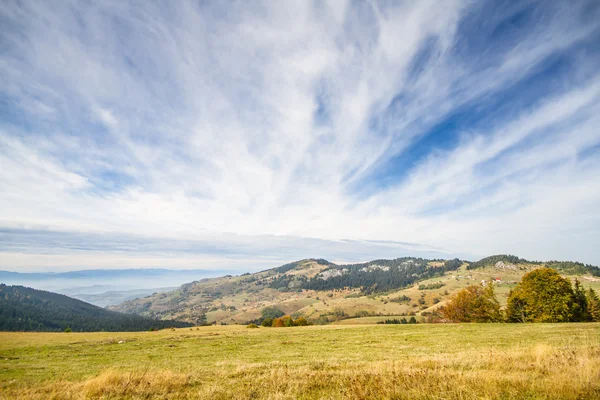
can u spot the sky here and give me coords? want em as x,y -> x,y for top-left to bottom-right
1,0 -> 600,272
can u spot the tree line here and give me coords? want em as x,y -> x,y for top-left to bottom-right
249,306 -> 310,327
377,317 -> 418,324
440,268 -> 600,323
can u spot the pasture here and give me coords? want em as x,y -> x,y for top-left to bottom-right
1,323 -> 599,399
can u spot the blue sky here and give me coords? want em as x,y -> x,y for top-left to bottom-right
1,0 -> 600,272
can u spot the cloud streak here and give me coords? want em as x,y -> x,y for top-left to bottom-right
1,0 -> 599,271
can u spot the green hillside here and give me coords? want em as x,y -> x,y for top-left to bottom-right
0,284 -> 192,332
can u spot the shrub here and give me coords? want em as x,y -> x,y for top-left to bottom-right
64,327 -> 72,333
389,295 -> 410,303
246,323 -> 259,329
261,318 -> 273,327
418,282 -> 445,290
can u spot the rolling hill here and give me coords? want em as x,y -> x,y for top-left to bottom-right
0,284 -> 192,332
109,255 -> 600,325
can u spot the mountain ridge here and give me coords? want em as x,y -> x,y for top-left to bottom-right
0,268 -> 236,279
0,268 -> 238,295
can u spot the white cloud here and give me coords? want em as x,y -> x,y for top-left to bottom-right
1,0 -> 599,270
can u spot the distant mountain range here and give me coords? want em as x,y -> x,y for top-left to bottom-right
0,268 -> 235,281
0,284 -> 191,332
0,268 -> 236,296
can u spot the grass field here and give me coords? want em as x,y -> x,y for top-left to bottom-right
1,323 -> 599,399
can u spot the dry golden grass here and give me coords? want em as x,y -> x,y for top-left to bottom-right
1,323 -> 599,399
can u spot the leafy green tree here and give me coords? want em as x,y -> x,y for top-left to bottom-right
440,284 -> 502,322
294,317 -> 309,326
506,268 -> 576,323
261,306 -> 285,320
586,288 -> 600,322
572,279 -> 589,321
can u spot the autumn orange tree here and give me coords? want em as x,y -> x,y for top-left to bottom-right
440,284 -> 502,322
270,315 -> 310,327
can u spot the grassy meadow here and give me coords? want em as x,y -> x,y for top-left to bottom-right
1,323 -> 600,399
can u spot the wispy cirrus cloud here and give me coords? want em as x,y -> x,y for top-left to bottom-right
1,0 -> 599,271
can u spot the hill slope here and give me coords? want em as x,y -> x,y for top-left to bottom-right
110,256 -> 600,325
0,284 -> 192,332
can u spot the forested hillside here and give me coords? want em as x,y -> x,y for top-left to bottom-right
0,284 -> 191,332
466,254 -> 600,276
270,258 -> 463,293
466,255 -> 530,269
